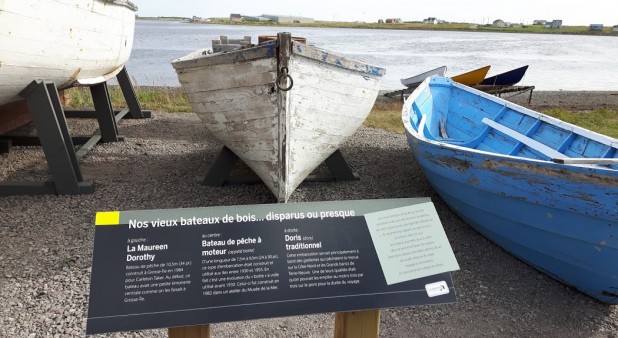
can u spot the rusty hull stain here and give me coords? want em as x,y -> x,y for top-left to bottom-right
427,155 -> 472,173
563,193 -> 601,205
481,159 -> 617,187
61,68 -> 82,88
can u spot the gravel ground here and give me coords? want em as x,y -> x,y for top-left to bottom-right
1,93 -> 617,338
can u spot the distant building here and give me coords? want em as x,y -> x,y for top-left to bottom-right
385,18 -> 402,23
230,13 -> 242,22
378,19 -> 384,24
242,16 -> 271,22
589,24 -> 603,31
493,19 -> 507,28
614,25 -> 618,32
546,19 -> 562,29
261,14 -> 314,23
533,19 -> 548,25
423,17 -> 438,24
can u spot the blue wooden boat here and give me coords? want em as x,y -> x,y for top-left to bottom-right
402,76 -> 618,304
480,65 -> 529,86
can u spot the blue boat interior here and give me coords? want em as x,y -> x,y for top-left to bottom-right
408,77 -> 618,169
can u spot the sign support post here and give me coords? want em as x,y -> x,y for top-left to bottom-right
165,311 -> 380,338
334,310 -> 380,338
168,325 -> 210,338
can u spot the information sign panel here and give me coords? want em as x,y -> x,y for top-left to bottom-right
87,198 -> 459,334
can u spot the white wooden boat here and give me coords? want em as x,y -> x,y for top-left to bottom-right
0,0 -> 137,105
172,32 -> 385,202
400,65 -> 447,88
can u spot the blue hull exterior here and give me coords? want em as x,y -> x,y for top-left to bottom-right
480,65 -> 529,86
402,76 -> 618,303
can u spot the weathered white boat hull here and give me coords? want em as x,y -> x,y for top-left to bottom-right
0,0 -> 137,105
400,65 -> 447,87
173,34 -> 385,201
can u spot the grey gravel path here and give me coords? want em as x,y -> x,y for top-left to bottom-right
0,105 -> 617,337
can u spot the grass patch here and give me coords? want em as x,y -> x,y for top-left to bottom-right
65,86 -> 191,113
540,107 -> 618,138
66,86 -> 618,138
364,101 -> 405,134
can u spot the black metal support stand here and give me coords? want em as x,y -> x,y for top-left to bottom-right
90,82 -> 120,143
116,67 -> 149,119
198,146 -> 359,187
0,81 -> 94,196
0,67 -> 149,196
0,139 -> 11,154
64,67 -> 151,120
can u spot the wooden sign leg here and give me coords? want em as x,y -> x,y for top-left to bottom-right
334,310 -> 380,338
168,325 -> 211,338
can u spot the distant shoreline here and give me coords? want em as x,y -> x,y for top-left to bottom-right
136,17 -> 618,37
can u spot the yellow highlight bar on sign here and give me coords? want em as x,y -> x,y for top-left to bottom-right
95,211 -> 120,226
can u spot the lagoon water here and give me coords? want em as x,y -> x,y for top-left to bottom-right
126,20 -> 618,91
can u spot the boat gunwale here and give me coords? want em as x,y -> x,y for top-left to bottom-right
100,0 -> 138,11
171,43 -> 277,70
290,41 -> 385,77
402,76 -> 618,172
400,65 -> 447,86
172,39 -> 386,78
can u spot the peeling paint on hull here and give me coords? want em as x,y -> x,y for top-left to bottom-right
403,76 -> 618,304
0,0 -> 136,105
173,37 -> 385,202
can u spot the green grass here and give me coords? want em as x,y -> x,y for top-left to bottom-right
364,102 -> 406,134
540,108 -> 618,138
65,86 -> 191,113
65,87 -> 618,138
364,102 -> 618,137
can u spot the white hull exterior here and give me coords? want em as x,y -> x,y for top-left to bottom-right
172,34 -> 385,202
0,0 -> 137,105
400,65 -> 447,87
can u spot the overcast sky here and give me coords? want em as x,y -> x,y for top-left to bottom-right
130,0 -> 617,26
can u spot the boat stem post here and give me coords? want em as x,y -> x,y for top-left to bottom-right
0,81 -> 94,196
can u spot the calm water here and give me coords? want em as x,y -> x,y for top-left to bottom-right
126,20 -> 618,91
